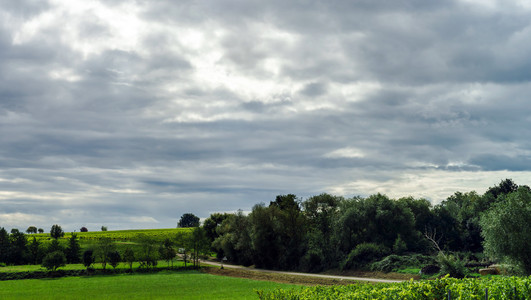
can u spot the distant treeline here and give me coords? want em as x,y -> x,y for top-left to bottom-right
203,179 -> 531,273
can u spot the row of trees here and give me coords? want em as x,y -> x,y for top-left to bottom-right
202,179 -> 531,274
0,224 -> 211,271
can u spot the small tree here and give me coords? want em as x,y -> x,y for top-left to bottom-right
83,249 -> 94,270
108,250 -> 121,270
178,213 -> 200,228
47,239 -> 63,254
50,225 -> 64,239
123,247 -> 135,272
38,228 -> 44,233
137,234 -> 158,270
42,251 -> 66,271
159,238 -> 176,267
65,233 -> 81,264
97,237 -> 115,270
80,227 -> 88,232
26,226 -> 38,234
101,226 -> 108,231
28,236 -> 43,264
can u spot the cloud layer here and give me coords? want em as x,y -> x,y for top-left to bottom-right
2,0 -> 531,231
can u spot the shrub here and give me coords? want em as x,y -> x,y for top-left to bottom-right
42,251 -> 66,271
80,227 -> 88,232
341,243 -> 389,270
370,254 -> 437,272
437,253 -> 467,278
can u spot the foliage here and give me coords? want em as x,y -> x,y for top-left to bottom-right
26,226 -> 37,234
80,227 -> 88,232
257,275 -> 531,300
50,224 -> 64,239
178,213 -> 200,228
27,236 -> 43,265
108,250 -> 121,269
481,186 -> 531,274
123,247 -> 135,271
41,251 -> 66,271
159,238 -> 176,267
341,243 -> 390,270
437,252 -> 468,278
96,237 -> 115,270
101,226 -> 108,232
82,249 -> 94,269
370,254 -> 437,273
65,233 -> 81,264
137,234 -> 159,269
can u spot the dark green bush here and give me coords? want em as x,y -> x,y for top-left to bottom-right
438,253 -> 468,278
370,254 -> 437,272
341,243 -> 389,270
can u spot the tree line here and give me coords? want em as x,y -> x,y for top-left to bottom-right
203,179 -> 531,274
0,224 -> 210,272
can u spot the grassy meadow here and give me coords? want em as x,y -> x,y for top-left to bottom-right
0,270 -> 300,299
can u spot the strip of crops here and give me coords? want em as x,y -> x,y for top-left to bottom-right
27,228 -> 193,242
257,275 -> 531,299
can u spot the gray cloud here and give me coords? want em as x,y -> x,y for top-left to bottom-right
1,0 -> 531,231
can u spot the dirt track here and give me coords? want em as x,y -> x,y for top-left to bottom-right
201,260 -> 407,285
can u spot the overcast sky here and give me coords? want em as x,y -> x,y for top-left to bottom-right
2,0 -> 531,231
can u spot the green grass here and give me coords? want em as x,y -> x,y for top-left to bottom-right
0,260 -> 187,273
0,270 -> 299,299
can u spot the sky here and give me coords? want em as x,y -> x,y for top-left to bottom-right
2,0 -> 531,232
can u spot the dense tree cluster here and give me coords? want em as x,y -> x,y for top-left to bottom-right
205,179 -> 531,273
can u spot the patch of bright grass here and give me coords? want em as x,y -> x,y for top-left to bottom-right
0,270 -> 300,300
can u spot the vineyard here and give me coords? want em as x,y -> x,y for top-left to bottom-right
28,228 -> 193,243
257,275 -> 531,299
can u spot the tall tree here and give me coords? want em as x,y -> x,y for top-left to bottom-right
481,187 -> 531,274
50,224 -> 64,239
178,213 -> 200,228
65,233 -> 81,264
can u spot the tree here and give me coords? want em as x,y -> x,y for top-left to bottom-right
42,251 -> 66,271
82,249 -> 94,270
101,226 -> 108,231
123,247 -> 135,271
9,229 -> 28,265
96,237 -> 115,270
28,236 -> 43,264
108,251 -> 121,270
65,233 -> 81,264
0,228 -> 9,264
188,227 -> 210,267
26,226 -> 37,234
159,238 -> 176,267
480,187 -> 531,274
38,228 -> 44,234
137,234 -> 158,269
80,227 -> 88,232
50,224 -> 64,239
178,213 -> 200,228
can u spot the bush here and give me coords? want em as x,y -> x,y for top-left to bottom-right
42,251 -> 66,271
341,243 -> 389,270
370,254 -> 437,272
437,253 -> 467,278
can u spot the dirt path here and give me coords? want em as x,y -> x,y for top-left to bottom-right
201,260 -> 405,284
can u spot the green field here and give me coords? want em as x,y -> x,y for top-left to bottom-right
29,228 -> 193,243
0,270 -> 299,300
